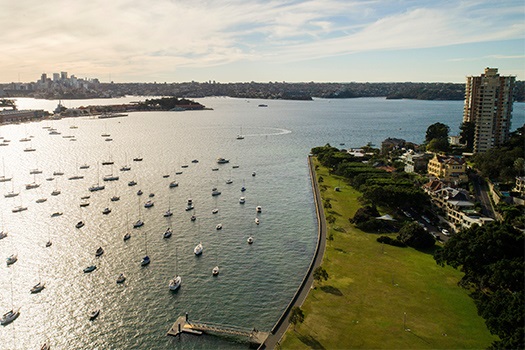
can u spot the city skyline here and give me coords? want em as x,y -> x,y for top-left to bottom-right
1,0 -> 523,84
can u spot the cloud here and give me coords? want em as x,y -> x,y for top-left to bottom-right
0,0 -> 523,81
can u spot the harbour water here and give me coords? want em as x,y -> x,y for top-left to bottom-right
0,97 -> 523,349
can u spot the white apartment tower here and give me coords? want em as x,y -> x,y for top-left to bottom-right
463,67 -> 515,153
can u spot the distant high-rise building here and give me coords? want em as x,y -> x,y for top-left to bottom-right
53,73 -> 60,81
41,73 -> 47,83
60,71 -> 68,80
463,67 -> 515,153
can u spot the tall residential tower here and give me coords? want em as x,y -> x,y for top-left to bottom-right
463,67 -> 515,153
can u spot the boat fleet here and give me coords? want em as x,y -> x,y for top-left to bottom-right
1,121 -> 266,341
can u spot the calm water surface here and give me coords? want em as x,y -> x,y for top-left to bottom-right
0,97 -> 523,349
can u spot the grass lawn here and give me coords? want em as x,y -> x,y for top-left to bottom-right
280,160 -> 496,349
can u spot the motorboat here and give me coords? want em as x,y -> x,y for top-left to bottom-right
149,193 -> 155,197
175,171 -> 183,175
216,224 -> 222,230
116,273 -> 126,284
241,186 -> 246,192
95,247 -> 104,257
110,196 -> 120,201
211,187 -> 221,196
0,231 -> 7,240
83,265 -> 97,273
89,309 -> 100,320
191,159 -> 199,163
89,184 -> 105,192
211,168 -> 219,171
185,204 -> 194,211
79,201 -> 90,207
30,168 -> 43,174
51,212 -> 63,217
128,180 -> 137,186
232,165 -> 239,169
12,206 -> 27,213
120,165 -> 131,171
164,209 -> 173,217
51,189 -> 61,196
212,208 -> 219,214
102,207 -> 111,215
181,164 -> 189,168
53,171 -> 64,176
46,177 -> 54,181
6,254 -> 17,265
226,179 -> 233,184
239,197 -> 246,204
101,160 -> 114,165
68,175 -> 84,180
123,232 -> 131,241
103,174 -> 119,181
190,215 -> 196,221
24,146 -> 36,152
247,236 -> 254,244
169,275 -> 181,291
133,157 -> 143,162
4,191 -> 19,198
255,218 -> 260,225
252,171 -> 256,177
30,282 -> 45,294
194,243 -> 203,255
169,181 -> 178,188
81,195 -> 90,199
36,198 -> 47,203
76,221 -> 85,228
46,240 -> 52,247
79,164 -> 90,169
256,206 -> 262,213
1,309 -> 20,325
25,182 -> 40,190
163,228 -> 173,238
217,157 -> 229,164
141,255 -> 150,266
163,174 -> 170,178
133,220 -> 144,228
144,200 -> 154,208
137,189 -> 143,195
212,266 -> 220,276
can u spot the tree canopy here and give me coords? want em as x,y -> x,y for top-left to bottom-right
425,122 -> 450,143
397,222 -> 435,249
434,222 -> 524,349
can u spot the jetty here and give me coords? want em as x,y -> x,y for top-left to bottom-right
167,313 -> 269,347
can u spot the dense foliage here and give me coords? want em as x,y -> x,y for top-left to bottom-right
397,222 -> 435,249
459,121 -> 475,152
425,122 -> 450,153
472,126 -> 525,182
137,97 -> 204,110
311,145 -> 428,210
434,222 -> 524,349
376,235 -> 407,247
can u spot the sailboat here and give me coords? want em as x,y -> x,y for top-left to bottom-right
0,158 -> 11,182
103,163 -> 119,181
1,268 -> 19,325
141,232 -> 150,266
236,126 -> 245,140
120,152 -> 131,171
212,227 -> 220,276
50,178 -> 61,196
4,180 -> 19,198
194,242 -> 203,255
164,198 -> 173,217
89,162 -> 105,191
123,214 -> 132,241
30,269 -> 45,293
169,248 -> 181,290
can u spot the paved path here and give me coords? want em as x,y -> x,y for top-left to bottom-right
261,156 -> 327,349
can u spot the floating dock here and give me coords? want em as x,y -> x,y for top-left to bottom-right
167,314 -> 269,346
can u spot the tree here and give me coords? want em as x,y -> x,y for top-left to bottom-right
289,306 -> 305,331
397,222 -> 435,249
426,137 -> 449,153
459,121 -> 475,151
425,122 -> 450,143
313,266 -> 329,285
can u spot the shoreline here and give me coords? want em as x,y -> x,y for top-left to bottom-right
260,155 -> 327,349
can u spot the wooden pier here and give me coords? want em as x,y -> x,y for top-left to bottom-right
167,314 -> 269,346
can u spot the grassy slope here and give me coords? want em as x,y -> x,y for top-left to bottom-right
280,160 -> 496,349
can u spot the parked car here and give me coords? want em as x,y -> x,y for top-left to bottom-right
441,228 -> 450,236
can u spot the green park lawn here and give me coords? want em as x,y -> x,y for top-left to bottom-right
280,160 -> 496,349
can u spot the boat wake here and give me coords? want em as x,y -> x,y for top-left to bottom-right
245,127 -> 292,137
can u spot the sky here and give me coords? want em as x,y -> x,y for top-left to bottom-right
1,0 -> 524,83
